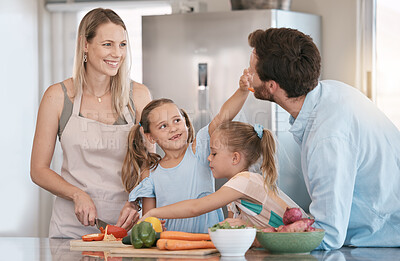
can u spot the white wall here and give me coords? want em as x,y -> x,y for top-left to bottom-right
0,0 -> 40,237
291,0 -> 358,87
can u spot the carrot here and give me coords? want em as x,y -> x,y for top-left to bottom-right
157,239 -> 215,250
248,87 -> 255,92
160,231 -> 211,241
157,239 -> 168,250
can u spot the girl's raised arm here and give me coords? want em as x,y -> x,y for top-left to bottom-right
208,70 -> 250,135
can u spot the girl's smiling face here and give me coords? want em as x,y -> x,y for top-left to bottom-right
146,103 -> 188,151
85,22 -> 127,77
208,131 -> 236,179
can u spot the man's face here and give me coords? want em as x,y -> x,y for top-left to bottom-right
249,50 -> 274,102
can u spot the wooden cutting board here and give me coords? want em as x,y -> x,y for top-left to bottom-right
109,247 -> 219,257
70,240 -> 219,257
70,239 -> 130,249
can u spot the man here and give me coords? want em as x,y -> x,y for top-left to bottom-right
241,28 -> 400,250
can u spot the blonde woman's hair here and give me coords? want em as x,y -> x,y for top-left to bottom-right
72,8 -> 132,117
121,98 -> 195,192
216,121 -> 278,194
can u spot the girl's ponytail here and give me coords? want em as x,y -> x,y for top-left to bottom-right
121,124 -> 161,192
260,129 -> 278,194
180,108 -> 194,143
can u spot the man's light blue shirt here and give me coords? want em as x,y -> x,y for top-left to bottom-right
289,80 -> 400,250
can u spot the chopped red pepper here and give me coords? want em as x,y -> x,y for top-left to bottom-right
82,233 -> 105,241
105,225 -> 127,238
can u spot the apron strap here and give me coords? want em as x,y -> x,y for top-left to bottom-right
72,88 -> 82,116
122,105 -> 134,124
124,81 -> 136,124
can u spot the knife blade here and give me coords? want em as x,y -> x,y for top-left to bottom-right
95,218 -> 109,230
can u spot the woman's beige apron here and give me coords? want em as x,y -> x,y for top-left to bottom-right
49,90 -> 134,238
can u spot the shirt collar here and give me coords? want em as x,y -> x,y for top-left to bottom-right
289,82 -> 321,144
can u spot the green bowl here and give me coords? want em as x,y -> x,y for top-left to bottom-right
256,229 -> 325,254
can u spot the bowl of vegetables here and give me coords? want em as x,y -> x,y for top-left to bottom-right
208,222 -> 256,257
256,208 -> 325,254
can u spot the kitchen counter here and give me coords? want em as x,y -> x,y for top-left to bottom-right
0,237 -> 398,261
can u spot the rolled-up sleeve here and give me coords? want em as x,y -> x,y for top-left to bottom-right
194,124 -> 211,165
305,137 -> 358,250
128,177 -> 155,205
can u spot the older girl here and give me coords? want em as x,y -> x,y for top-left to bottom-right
123,85 -> 249,233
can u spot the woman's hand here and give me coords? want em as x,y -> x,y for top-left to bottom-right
72,191 -> 97,226
116,201 -> 140,231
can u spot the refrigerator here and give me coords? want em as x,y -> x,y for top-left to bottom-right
142,9 -> 321,213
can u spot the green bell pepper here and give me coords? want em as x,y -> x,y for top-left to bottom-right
130,221 -> 156,249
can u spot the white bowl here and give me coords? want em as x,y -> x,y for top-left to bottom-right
208,228 -> 256,256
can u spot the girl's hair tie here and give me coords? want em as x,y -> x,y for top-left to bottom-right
253,123 -> 264,139
139,122 -> 142,127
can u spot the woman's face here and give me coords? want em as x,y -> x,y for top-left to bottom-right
145,103 -> 189,151
85,22 -> 127,77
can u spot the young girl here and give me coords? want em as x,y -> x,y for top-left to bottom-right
139,121 -> 307,229
122,86 -> 250,233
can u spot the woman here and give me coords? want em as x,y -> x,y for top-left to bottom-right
30,8 -> 152,238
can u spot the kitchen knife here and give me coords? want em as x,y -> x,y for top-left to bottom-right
95,218 -> 109,230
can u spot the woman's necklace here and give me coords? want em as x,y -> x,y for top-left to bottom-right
85,86 -> 111,103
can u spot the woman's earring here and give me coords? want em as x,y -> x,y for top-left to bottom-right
83,53 -> 87,63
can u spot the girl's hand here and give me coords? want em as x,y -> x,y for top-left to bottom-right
72,191 -> 97,226
138,210 -> 167,231
116,201 -> 140,231
161,219 -> 167,231
137,209 -> 152,223
239,69 -> 253,92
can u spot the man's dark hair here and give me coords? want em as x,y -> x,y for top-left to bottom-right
248,28 -> 321,98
